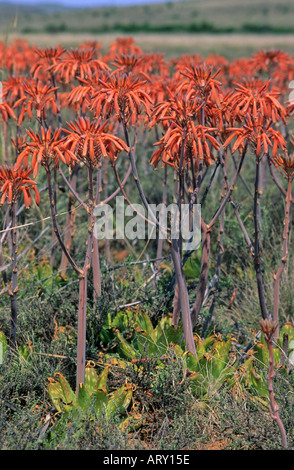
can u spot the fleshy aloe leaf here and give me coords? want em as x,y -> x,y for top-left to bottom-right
210,340 -> 232,379
47,381 -> 64,413
96,365 -> 109,392
135,312 -> 155,339
156,325 -> 185,353
84,365 -> 99,395
116,331 -> 137,359
107,384 -> 133,418
56,373 -> 77,406
154,315 -> 172,340
77,383 -> 91,410
95,389 -> 108,415
135,331 -> 159,356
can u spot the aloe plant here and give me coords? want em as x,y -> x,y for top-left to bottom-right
102,311 -> 184,360
103,311 -> 248,398
104,311 -> 294,404
47,364 -> 135,429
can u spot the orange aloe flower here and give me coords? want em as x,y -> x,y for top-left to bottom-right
179,64 -> 222,103
90,71 -> 153,124
140,53 -> 170,77
272,136 -> 294,181
62,116 -> 129,167
2,75 -> 31,105
31,45 -> 66,79
104,37 -> 143,62
250,49 -> 293,76
14,79 -> 59,125
66,71 -> 108,114
272,152 -> 294,182
111,53 -> 146,75
149,89 -> 203,130
0,101 -> 16,122
206,89 -> 236,135
226,58 -> 256,86
146,75 -> 178,117
0,165 -> 40,208
15,127 -> 76,177
223,113 -> 287,159
77,41 -> 103,57
151,122 -> 220,170
205,54 -> 229,70
49,47 -> 109,83
171,54 -> 203,81
2,39 -> 35,75
227,79 -> 286,124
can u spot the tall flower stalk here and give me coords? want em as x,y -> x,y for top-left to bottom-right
16,120 -> 128,388
61,117 -> 129,388
271,152 -> 294,339
223,110 -> 287,323
0,165 -> 40,347
260,319 -> 288,449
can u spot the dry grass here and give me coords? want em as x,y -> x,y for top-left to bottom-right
9,32 -> 294,60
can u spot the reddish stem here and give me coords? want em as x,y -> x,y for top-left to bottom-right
273,178 -> 292,339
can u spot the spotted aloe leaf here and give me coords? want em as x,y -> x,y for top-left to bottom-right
187,371 -> 208,397
0,331 -> 8,361
134,330 -> 159,356
154,315 -> 173,339
135,311 -> 156,340
106,383 -> 133,419
112,310 -> 135,331
47,380 -> 64,413
240,356 -> 268,398
77,365 -> 110,409
77,383 -> 91,410
209,339 -> 233,379
194,334 -> 219,356
84,365 -> 100,395
57,372 -> 77,405
156,325 -> 185,352
119,413 -> 143,432
96,364 -> 109,391
47,374 -> 77,415
116,330 -> 137,359
48,364 -> 134,427
94,389 -> 108,415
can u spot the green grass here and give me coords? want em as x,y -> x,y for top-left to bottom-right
1,0 -> 294,37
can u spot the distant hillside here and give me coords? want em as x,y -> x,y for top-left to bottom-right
0,0 -> 294,36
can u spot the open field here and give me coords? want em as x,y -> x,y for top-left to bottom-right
5,32 -> 294,60
1,0 -> 294,35
1,0 -> 294,60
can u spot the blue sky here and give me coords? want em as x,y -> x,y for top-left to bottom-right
1,0 -> 179,6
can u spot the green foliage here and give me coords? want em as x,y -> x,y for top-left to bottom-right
0,331 -> 8,362
100,310 -> 285,402
5,0 -> 294,39
101,310 -> 184,359
47,364 -> 135,430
